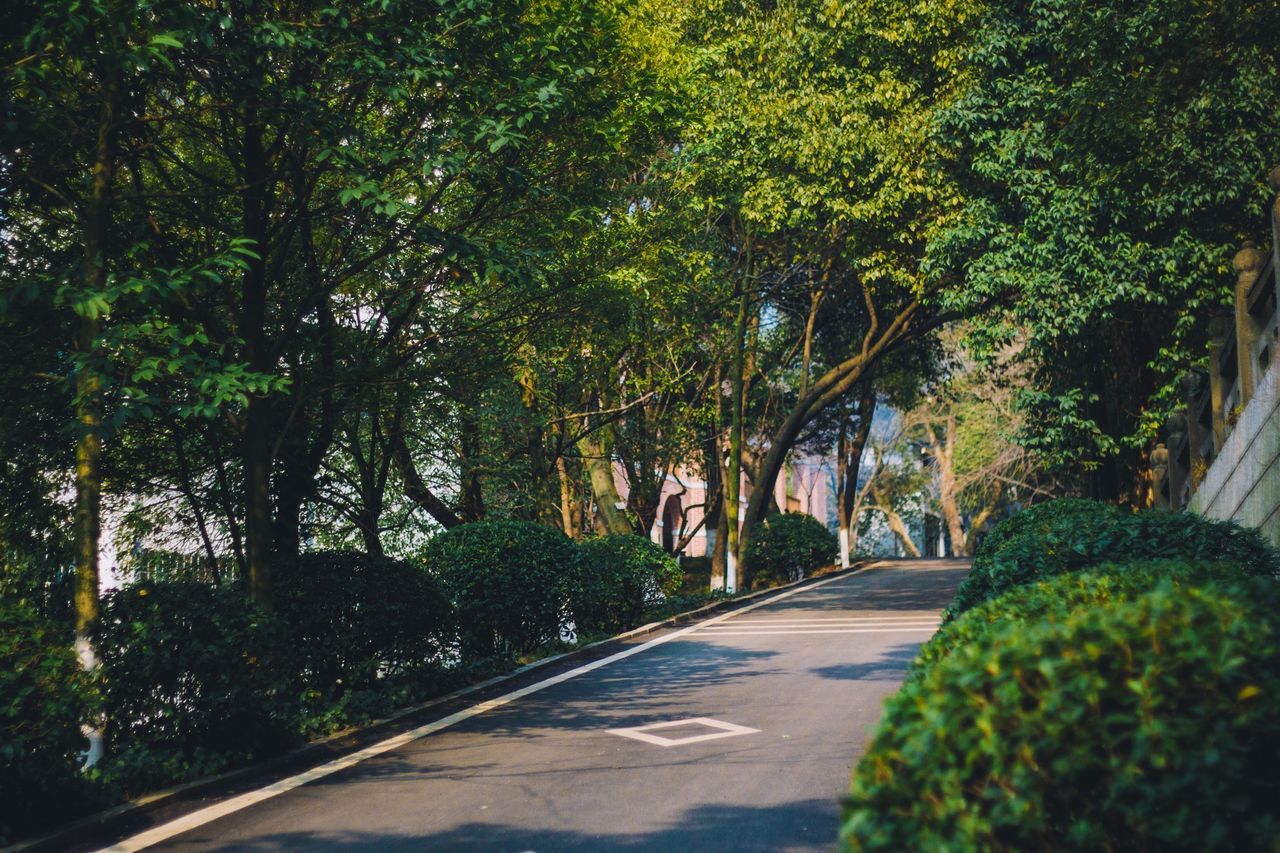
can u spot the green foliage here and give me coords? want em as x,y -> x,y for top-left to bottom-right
271,551 -> 454,715
843,573 -> 1280,851
934,0 -> 1280,478
913,559 -> 1258,683
572,534 -> 682,636
746,513 -> 837,588
422,520 -> 578,660
0,602 -> 98,844
94,583 -> 300,794
949,504 -> 1279,617
974,498 -> 1121,558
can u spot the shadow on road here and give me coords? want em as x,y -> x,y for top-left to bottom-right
179,799 -> 838,851
809,642 -> 924,682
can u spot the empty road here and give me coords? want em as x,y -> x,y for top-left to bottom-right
96,558 -> 968,853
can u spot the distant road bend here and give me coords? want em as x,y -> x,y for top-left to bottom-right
94,558 -> 969,853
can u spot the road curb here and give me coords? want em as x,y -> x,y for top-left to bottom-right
7,560 -> 872,853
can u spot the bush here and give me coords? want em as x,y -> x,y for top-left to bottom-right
422,520 -> 578,660
972,498 -> 1121,558
947,505 -> 1279,618
746,512 -> 837,588
911,559 -> 1258,683
573,535 -> 682,635
842,573 -> 1280,851
94,582 -> 300,794
677,556 -> 712,593
0,602 -> 97,843
272,551 -> 454,709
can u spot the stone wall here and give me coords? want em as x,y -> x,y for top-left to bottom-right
1190,346 -> 1280,546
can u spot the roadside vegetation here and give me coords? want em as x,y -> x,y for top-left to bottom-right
0,530 -> 701,842
841,500 -> 1280,851
3,0 -> 1279,846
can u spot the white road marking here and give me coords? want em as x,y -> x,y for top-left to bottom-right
94,569 -> 865,852
701,617 -> 942,625
717,616 -> 939,624
696,625 -> 936,630
606,717 -> 760,747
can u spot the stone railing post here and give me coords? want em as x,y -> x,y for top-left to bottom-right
1166,413 -> 1188,508
1207,315 -> 1233,451
1271,165 -> 1280,276
1151,443 -> 1170,510
1234,241 -> 1265,404
1180,372 -> 1206,487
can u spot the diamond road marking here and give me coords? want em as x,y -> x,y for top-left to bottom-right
607,717 -> 761,747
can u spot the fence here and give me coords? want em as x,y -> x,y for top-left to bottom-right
1154,165 -> 1280,546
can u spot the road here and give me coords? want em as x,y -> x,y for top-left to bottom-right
98,558 -> 968,853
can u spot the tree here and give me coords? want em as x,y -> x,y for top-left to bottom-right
933,0 -> 1280,502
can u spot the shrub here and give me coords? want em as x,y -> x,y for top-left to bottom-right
94,582 -> 300,794
972,498 -> 1120,559
949,498 -> 1123,617
842,574 -> 1280,851
0,602 -> 97,843
573,535 -> 682,635
677,556 -> 712,593
0,554 -> 75,631
947,506 -> 1279,618
272,551 -> 454,709
746,512 -> 837,588
422,520 -> 578,660
911,559 -> 1259,683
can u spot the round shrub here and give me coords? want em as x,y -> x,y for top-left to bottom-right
0,602 -> 96,843
843,574 -> 1280,851
573,535 -> 682,635
949,498 -> 1124,617
422,520 -> 578,660
746,512 -> 837,588
973,498 -> 1121,558
947,507 -> 1280,618
912,559 -> 1261,684
94,582 -> 300,794
272,551 -> 454,703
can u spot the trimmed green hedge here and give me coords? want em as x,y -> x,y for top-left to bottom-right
948,502 -> 1280,618
971,498 -> 1120,559
94,582 -> 301,794
422,519 -> 578,659
912,559 -> 1261,683
0,602 -> 98,844
746,512 -> 837,588
573,535 -> 682,635
272,551 -> 454,714
843,571 -> 1280,851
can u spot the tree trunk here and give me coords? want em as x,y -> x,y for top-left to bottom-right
736,299 -> 927,579
556,454 -> 582,537
724,273 -> 750,591
931,418 -> 967,557
459,411 -> 485,522
837,388 -> 876,568
73,315 -> 103,636
240,99 -> 274,609
872,499 -> 922,558
243,397 -> 273,608
389,413 -> 462,529
580,431 -> 631,535
73,79 -> 118,638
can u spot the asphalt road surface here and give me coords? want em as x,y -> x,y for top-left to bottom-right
100,558 -> 968,853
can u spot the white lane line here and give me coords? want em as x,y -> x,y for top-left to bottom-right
95,569 -> 865,852
701,625 -> 942,630
706,619 -> 939,627
721,615 -> 940,623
